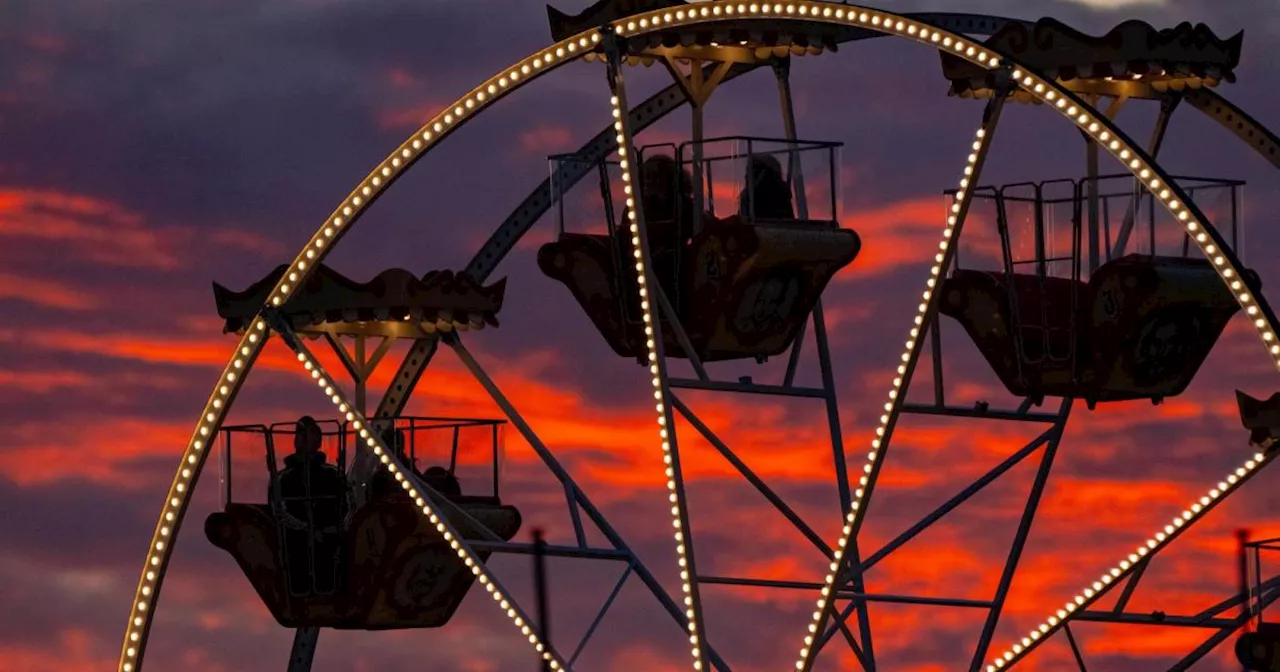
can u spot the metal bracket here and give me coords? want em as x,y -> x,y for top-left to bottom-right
262,307 -> 301,352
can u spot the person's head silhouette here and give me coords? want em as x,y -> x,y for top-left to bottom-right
747,154 -> 784,183
293,416 -> 323,457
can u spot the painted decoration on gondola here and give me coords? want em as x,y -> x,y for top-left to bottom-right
733,271 -> 802,338
206,495 -> 521,629
539,217 -> 858,362
1129,308 -> 1204,388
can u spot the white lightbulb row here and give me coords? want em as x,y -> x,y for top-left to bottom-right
985,449 -> 1275,670
608,82 -> 707,668
287,339 -> 567,669
119,30 -> 600,672
120,320 -> 267,671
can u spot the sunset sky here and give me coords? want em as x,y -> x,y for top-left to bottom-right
5,0 -> 1280,670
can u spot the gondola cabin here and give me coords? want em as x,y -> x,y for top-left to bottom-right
539,137 -> 860,362
205,417 -> 519,629
939,175 -> 1256,408
207,262 -> 520,629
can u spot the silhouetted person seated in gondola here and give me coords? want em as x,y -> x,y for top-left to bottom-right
422,466 -> 462,499
367,429 -> 463,504
637,155 -> 695,302
739,154 -> 794,220
275,416 -> 347,595
368,428 -> 413,503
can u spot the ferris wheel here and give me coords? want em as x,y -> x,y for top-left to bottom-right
118,1 -> 1280,670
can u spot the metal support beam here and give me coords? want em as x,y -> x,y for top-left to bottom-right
668,378 -> 826,398
698,575 -> 994,609
568,567 -> 632,669
862,427 -> 1058,571
445,333 -> 730,672
1170,586 -> 1280,671
286,628 -> 319,672
534,529 -> 552,672
968,399 -> 1071,670
1112,93 -> 1181,258
771,53 -> 822,412
1112,557 -> 1149,613
1083,94 -> 1127,273
901,403 -> 1061,423
1063,624 -> 1090,671
671,394 -> 833,557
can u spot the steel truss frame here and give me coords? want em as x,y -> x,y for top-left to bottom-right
611,44 -> 879,665
117,6 -> 1280,672
283,326 -> 736,672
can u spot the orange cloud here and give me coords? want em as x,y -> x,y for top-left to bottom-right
0,369 -> 94,392
0,271 -> 97,310
0,630 -> 113,672
0,188 -> 284,271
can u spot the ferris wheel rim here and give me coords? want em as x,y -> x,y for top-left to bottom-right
115,4 -> 1280,672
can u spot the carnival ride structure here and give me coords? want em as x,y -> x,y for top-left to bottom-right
117,1 -> 1280,670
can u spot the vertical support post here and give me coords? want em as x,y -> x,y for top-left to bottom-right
1085,98 -> 1102,274
220,431 -> 232,509
534,528 -> 552,672
1239,528 -> 1252,631
353,335 -> 367,416
930,315 -> 945,407
1112,94 -> 1176,258
773,58 -> 808,219
776,55 -> 808,388
602,30 -> 708,669
1256,545 -> 1265,625
1231,182 -> 1241,255
690,59 -> 706,235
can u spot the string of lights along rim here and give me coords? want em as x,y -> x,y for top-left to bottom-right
119,1 -> 1280,670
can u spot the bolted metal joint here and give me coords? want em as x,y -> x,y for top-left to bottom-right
261,308 -> 301,352
600,27 -> 627,88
